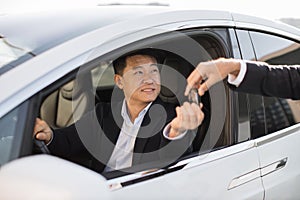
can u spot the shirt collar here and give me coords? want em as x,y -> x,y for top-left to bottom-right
121,99 -> 153,125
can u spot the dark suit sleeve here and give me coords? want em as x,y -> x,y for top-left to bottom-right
48,123 -> 88,160
229,62 -> 300,100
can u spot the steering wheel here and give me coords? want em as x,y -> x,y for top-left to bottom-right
33,138 -> 50,154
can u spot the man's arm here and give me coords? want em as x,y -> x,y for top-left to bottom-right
231,62 -> 300,100
33,118 -> 89,158
33,103 -> 106,159
185,58 -> 300,100
185,58 -> 241,96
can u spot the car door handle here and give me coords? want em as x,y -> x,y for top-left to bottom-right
261,158 -> 288,177
228,169 -> 261,190
228,158 -> 288,190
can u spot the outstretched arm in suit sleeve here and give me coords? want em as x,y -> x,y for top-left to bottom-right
185,58 -> 300,100
232,62 -> 300,99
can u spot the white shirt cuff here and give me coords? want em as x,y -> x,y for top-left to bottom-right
228,60 -> 247,87
163,123 -> 187,140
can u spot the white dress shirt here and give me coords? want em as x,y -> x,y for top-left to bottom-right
228,60 -> 247,87
104,100 -> 152,172
104,100 -> 186,172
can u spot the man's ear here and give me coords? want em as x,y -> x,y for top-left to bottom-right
114,74 -> 123,89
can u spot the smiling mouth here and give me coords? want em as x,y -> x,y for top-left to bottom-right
142,88 -> 155,92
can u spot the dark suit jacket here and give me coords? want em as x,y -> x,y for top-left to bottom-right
229,62 -> 300,100
49,97 -> 193,173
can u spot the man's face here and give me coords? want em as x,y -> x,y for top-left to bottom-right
115,54 -> 161,105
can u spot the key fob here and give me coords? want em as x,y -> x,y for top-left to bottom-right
188,88 -> 200,104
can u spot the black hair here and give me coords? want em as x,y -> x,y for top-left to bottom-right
112,48 -> 165,75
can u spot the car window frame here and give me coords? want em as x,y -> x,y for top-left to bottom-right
33,26 -> 236,185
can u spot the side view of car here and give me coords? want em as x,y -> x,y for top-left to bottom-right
0,5 -> 300,199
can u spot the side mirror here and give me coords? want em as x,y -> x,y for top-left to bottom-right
0,155 -> 110,199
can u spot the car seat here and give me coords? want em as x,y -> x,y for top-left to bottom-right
40,71 -> 94,128
159,55 -> 191,104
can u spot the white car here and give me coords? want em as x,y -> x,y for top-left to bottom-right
1,5 -> 300,200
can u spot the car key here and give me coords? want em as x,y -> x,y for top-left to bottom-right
188,88 -> 200,104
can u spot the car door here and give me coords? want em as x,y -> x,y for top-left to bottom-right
249,31 -> 300,199
107,141 -> 263,199
98,27 -> 264,199
234,27 -> 300,199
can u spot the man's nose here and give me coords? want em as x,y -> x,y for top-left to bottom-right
142,73 -> 155,84
142,77 -> 154,84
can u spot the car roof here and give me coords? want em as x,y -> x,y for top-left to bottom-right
1,6 -> 300,66
0,6 -> 172,55
232,12 -> 300,39
0,6 -> 177,74
0,6 -> 230,74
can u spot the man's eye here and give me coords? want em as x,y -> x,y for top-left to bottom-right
134,71 -> 143,75
151,69 -> 158,73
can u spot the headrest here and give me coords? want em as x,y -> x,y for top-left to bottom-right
159,56 -> 191,104
60,81 -> 74,100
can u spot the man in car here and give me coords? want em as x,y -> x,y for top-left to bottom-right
34,49 -> 204,173
185,58 -> 300,100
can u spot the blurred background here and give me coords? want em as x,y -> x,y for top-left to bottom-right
1,0 -> 300,28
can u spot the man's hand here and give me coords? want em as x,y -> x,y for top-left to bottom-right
185,58 -> 241,96
168,102 -> 204,138
33,118 -> 53,144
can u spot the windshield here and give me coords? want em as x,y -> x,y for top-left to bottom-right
0,37 -> 28,69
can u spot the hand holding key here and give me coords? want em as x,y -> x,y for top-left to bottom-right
185,58 -> 241,96
168,89 -> 204,138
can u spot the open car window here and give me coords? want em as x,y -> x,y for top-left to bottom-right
36,28 -> 231,184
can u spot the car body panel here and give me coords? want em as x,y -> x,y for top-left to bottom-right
234,19 -> 300,200
255,124 -> 300,199
0,155 -> 110,199
109,140 -> 264,199
0,142 -> 264,199
232,12 -> 300,40
0,7 -> 170,54
0,8 -> 232,59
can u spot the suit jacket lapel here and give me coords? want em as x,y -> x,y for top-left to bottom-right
95,101 -> 123,169
94,98 -> 173,170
